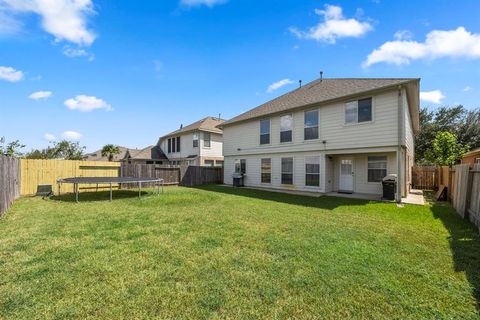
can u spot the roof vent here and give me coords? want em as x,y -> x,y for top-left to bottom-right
180,124 -> 183,129
299,80 -> 302,88
320,71 -> 323,82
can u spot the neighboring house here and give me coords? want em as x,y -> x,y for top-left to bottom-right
461,148 -> 480,167
157,116 -> 225,167
123,145 -> 168,165
84,146 -> 134,162
220,78 -> 420,201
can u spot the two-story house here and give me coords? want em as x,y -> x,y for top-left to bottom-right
220,78 -> 420,201
158,116 -> 225,167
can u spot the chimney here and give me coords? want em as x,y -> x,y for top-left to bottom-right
299,80 -> 302,88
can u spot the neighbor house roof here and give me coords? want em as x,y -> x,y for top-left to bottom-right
84,146 -> 134,162
220,78 -> 420,131
125,145 -> 168,160
463,148 -> 480,157
161,116 -> 225,138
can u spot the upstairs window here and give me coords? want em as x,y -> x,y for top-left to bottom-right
280,114 -> 293,143
260,119 -> 270,144
168,138 -> 172,153
346,97 -> 372,124
193,132 -> 199,148
304,110 -> 319,140
172,137 -> 176,153
367,155 -> 387,182
204,132 -> 211,147
176,136 -> 181,152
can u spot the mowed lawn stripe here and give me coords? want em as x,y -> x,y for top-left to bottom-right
0,186 -> 479,319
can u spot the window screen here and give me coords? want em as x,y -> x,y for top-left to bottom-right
368,156 -> 387,182
281,157 -> 293,184
260,119 -> 270,144
304,110 -> 319,140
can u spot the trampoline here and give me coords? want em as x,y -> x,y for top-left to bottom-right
57,177 -> 164,202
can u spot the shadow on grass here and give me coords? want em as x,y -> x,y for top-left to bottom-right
431,201 -> 480,311
51,190 -> 149,203
194,185 -> 372,211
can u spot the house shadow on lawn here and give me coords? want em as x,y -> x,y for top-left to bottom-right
430,200 -> 480,311
194,185 -> 372,211
51,190 -> 149,203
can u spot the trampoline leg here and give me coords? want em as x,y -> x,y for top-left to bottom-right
75,184 -> 79,203
96,184 -> 98,192
110,183 -> 112,201
138,181 -> 142,198
58,183 -> 61,196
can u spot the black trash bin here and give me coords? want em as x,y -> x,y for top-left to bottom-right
382,174 -> 397,200
232,173 -> 244,187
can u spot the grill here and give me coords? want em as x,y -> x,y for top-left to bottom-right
382,174 -> 397,200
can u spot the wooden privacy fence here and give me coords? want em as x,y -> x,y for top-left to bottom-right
449,164 -> 480,231
120,163 -> 180,186
20,159 -> 121,195
181,166 -> 223,186
412,166 -> 437,190
0,156 -> 20,217
120,163 -> 223,187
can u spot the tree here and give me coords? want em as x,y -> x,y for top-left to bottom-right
0,136 -> 25,157
101,144 -> 121,161
425,132 -> 468,167
415,106 -> 480,164
24,140 -> 85,160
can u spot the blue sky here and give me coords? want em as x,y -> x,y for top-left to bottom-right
1,0 -> 479,152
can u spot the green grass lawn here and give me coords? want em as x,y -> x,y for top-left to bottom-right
1,186 -> 479,319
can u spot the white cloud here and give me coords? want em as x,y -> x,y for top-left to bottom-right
267,79 -> 294,93
29,90 -> 52,100
463,86 -> 473,92
420,90 -> 445,104
43,133 -> 56,141
394,30 -> 413,40
63,45 -> 94,60
61,130 -> 82,140
364,27 -> 480,67
0,66 -> 24,82
1,0 -> 96,46
289,4 -> 372,44
64,95 -> 112,112
0,9 -> 22,34
180,0 -> 227,7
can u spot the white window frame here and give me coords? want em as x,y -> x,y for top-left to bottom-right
203,132 -> 211,148
345,97 -> 374,125
193,132 -> 199,148
305,156 -> 320,187
280,114 -> 293,143
261,158 -> 271,184
260,119 -> 271,145
304,109 -> 319,141
281,157 -> 294,185
367,155 -> 387,183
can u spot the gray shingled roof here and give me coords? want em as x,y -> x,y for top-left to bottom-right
162,116 -> 225,138
221,78 -> 420,127
126,145 -> 168,160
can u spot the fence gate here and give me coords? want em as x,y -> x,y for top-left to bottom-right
412,166 -> 437,190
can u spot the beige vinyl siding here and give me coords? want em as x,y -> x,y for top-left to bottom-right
224,152 -> 326,192
200,132 -> 223,158
403,89 -> 415,157
160,132 -> 197,160
332,152 -> 396,195
223,90 -> 399,157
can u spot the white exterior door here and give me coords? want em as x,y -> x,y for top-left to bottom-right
339,158 -> 354,192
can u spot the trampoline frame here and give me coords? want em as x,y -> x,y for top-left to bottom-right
57,177 -> 164,202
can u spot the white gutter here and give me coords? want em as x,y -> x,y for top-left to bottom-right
396,86 -> 404,203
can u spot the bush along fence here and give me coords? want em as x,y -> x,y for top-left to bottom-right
0,156 -> 20,217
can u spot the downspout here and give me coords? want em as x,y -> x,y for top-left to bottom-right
396,86 -> 403,203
